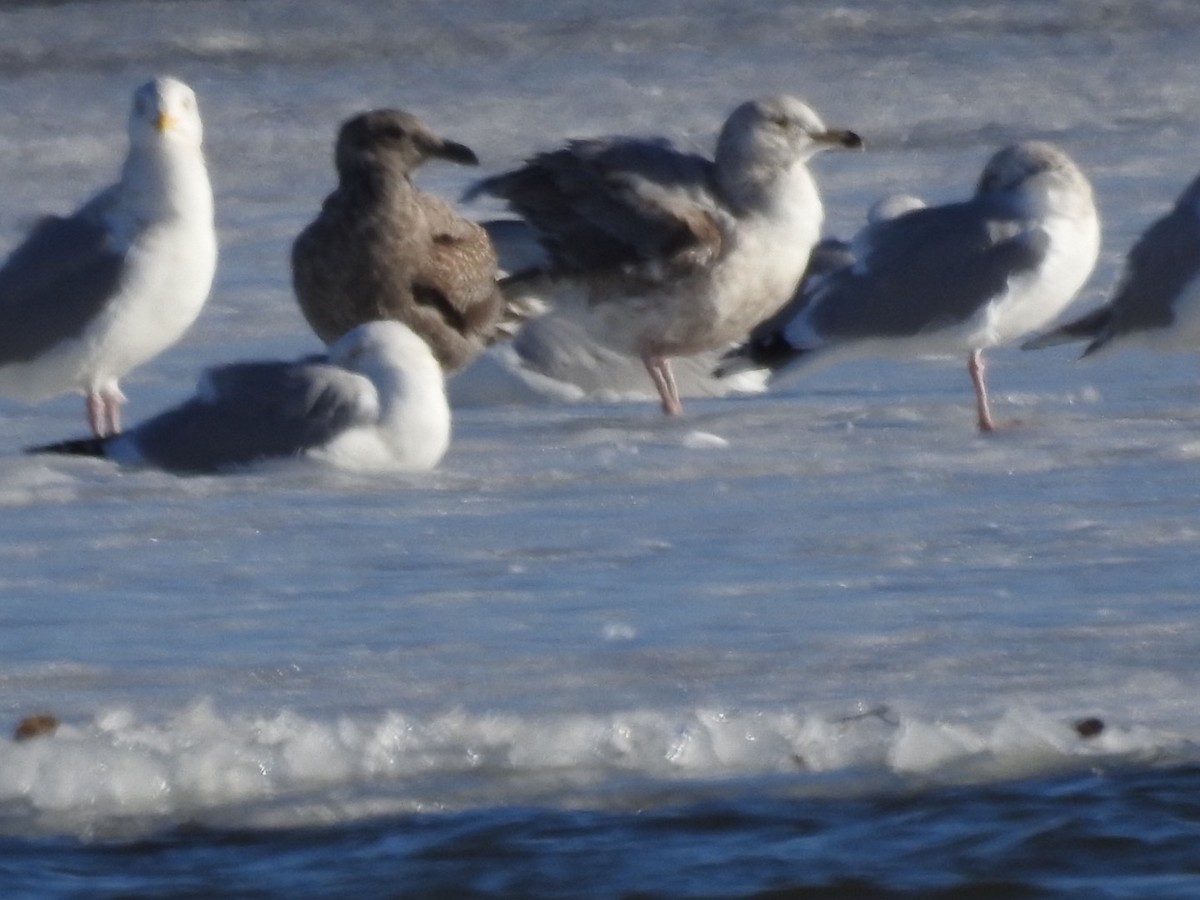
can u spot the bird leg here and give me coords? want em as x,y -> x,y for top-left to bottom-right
85,393 -> 108,438
967,349 -> 996,433
642,355 -> 683,416
101,384 -> 127,436
85,385 -> 127,437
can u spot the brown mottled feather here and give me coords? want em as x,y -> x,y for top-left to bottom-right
292,110 -> 507,372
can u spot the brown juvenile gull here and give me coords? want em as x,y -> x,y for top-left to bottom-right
292,109 -> 512,372
467,95 -> 863,415
1023,170 -> 1200,357
718,142 -> 1100,431
0,77 -> 217,437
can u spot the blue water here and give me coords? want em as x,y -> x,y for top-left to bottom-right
4,0 -> 1200,895
5,767 -> 1200,898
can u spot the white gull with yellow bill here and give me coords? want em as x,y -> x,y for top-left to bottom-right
0,76 -> 217,437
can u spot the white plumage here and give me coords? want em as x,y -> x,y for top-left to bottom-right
0,76 -> 217,437
721,142 -> 1100,431
33,321 -> 451,475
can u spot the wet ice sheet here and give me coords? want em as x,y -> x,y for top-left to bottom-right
2,0 -> 1200,839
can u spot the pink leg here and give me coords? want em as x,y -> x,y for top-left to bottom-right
85,392 -> 107,438
85,385 -> 126,437
102,391 -> 123,441
967,350 -> 995,433
101,385 -> 126,436
642,355 -> 683,416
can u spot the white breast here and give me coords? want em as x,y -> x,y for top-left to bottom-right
979,207 -> 1100,349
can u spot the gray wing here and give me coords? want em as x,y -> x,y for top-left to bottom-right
470,137 -> 724,279
482,218 -> 549,278
712,237 -> 857,376
801,199 -> 1050,342
0,212 -> 126,364
1086,185 -> 1200,352
750,238 -> 855,338
130,360 -> 378,473
1020,305 -> 1112,351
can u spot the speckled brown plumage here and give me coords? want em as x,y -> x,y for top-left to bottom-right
292,109 -> 505,372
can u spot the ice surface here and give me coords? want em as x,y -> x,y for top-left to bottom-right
2,0 -> 1200,837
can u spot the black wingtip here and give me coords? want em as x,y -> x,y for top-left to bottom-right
713,348 -> 765,380
498,267 -> 548,289
461,174 -> 498,204
26,436 -> 108,458
1022,306 -> 1112,352
1078,335 -> 1108,359
714,336 -> 807,379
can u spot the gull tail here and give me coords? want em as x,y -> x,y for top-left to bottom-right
1021,306 -> 1112,351
27,436 -> 107,458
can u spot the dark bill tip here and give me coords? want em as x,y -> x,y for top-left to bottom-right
831,129 -> 864,150
436,139 -> 480,167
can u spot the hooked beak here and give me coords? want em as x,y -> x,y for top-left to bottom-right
154,111 -> 176,133
816,129 -> 864,150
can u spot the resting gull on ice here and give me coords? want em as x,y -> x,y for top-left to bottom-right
1024,171 -> 1200,356
0,77 -> 216,437
467,95 -> 863,415
30,321 -> 450,474
718,142 -> 1100,431
293,109 -> 518,372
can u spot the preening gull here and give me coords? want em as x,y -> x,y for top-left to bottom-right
292,109 -> 518,372
718,142 -> 1100,431
1024,171 -> 1200,356
467,95 -> 863,415
0,77 -> 216,437
30,321 -> 450,474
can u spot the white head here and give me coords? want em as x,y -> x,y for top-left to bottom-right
710,95 -> 864,214
330,320 -> 442,384
329,321 -> 450,470
716,96 -> 861,171
976,141 -> 1094,218
128,77 -> 204,150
